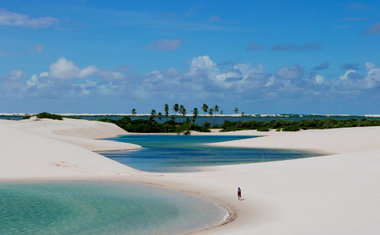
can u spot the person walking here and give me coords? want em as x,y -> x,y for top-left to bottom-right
237,187 -> 242,200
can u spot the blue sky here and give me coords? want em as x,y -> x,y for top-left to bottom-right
0,0 -> 379,114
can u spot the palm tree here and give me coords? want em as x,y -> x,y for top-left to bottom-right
202,104 -> 208,114
173,104 -> 179,115
164,104 -> 169,117
192,108 -> 198,122
208,108 -> 214,117
179,105 -> 186,117
241,111 -> 245,117
234,107 -> 239,115
131,108 -> 136,116
214,105 -> 219,114
150,109 -> 156,120
158,112 -> 162,120
220,110 -> 223,115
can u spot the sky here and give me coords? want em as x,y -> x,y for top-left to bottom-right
0,0 -> 379,114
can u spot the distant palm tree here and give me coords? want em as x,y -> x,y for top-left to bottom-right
234,107 -> 239,115
192,108 -> 198,122
214,105 -> 219,114
241,111 -> 245,117
220,110 -> 223,115
150,109 -> 156,120
179,105 -> 186,117
131,108 -> 136,116
202,104 -> 208,114
158,112 -> 162,120
173,104 -> 179,115
208,108 -> 214,117
164,104 -> 169,117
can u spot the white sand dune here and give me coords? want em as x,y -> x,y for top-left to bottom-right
0,119 -> 379,234
0,119 -> 140,179
134,127 -> 380,234
2,117 -> 141,152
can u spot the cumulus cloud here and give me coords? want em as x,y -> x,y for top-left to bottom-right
49,57 -> 80,79
275,64 -> 306,79
246,42 -> 262,51
146,39 -> 182,51
49,57 -> 104,80
313,61 -> 330,70
0,9 -> 58,28
1,56 -> 380,108
273,42 -> 321,52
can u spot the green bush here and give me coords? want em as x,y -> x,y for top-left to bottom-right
36,112 -> 63,120
257,127 -> 270,132
282,125 -> 301,131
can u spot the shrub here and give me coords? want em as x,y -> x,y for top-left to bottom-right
36,112 -> 63,120
282,125 -> 301,131
257,127 -> 270,132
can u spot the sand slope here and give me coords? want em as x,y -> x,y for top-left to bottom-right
2,118 -> 141,152
207,127 -> 380,154
138,127 -> 380,234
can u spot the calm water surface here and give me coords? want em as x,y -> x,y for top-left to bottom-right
104,135 -> 320,172
0,181 -> 226,235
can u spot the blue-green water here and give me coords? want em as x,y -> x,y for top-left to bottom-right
104,135 -> 320,172
0,182 -> 226,235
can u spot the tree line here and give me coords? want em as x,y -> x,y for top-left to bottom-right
221,118 -> 380,132
131,104 -> 244,123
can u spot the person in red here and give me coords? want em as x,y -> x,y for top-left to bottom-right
237,187 -> 242,200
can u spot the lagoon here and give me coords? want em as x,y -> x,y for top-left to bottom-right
0,181 -> 226,235
104,135 -> 320,172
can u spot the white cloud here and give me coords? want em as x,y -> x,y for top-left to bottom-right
2,56 -> 380,106
78,66 -> 98,78
365,62 -> 375,70
49,57 -> 80,79
275,64 -> 305,79
49,57 -> 99,79
8,70 -> 24,80
0,9 -> 58,28
364,63 -> 380,88
315,75 -> 324,84
340,69 -> 356,80
26,72 -> 49,88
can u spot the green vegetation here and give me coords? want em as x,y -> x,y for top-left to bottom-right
36,112 -> 63,120
22,115 -> 32,120
221,118 -> 380,132
98,116 -> 210,134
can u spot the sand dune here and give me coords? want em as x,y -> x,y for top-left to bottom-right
2,118 -> 141,152
0,119 -> 140,179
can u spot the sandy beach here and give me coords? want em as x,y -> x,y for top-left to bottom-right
1,118 -> 380,234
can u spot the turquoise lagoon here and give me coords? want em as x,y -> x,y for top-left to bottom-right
104,135 -> 320,172
0,181 -> 226,235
